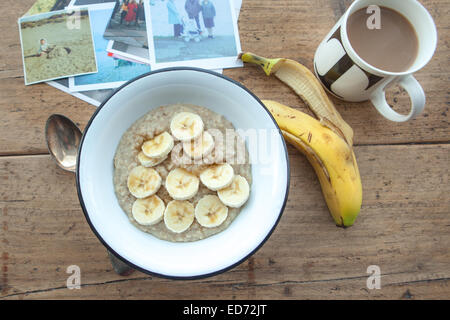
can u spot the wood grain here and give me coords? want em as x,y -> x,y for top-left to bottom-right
1,145 -> 449,299
0,0 -> 449,155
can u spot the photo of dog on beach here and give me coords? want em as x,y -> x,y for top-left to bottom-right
19,9 -> 97,85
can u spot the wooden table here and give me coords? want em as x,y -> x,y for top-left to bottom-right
0,0 -> 448,300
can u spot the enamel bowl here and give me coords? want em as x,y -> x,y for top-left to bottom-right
76,68 -> 290,279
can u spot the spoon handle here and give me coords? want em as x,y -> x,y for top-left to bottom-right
108,251 -> 135,276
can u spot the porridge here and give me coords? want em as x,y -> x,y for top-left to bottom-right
113,104 -> 252,242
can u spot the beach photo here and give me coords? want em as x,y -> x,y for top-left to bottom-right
69,4 -> 150,91
146,0 -> 242,69
26,0 -> 72,16
19,9 -> 97,85
48,78 -> 114,107
103,0 -> 148,48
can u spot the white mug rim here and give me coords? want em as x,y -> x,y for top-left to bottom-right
340,0 -> 437,77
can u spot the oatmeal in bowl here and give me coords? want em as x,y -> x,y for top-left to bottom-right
113,103 -> 252,242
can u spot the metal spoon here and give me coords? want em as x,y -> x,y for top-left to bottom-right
45,114 -> 134,276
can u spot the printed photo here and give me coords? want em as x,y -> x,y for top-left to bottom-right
103,0 -> 148,48
106,0 -> 241,65
69,4 -> 150,91
48,78 -> 114,107
19,9 -> 97,85
69,0 -> 116,5
107,40 -> 150,64
146,0 -> 242,70
25,0 -> 72,16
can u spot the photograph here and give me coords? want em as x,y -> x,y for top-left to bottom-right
19,9 -> 97,85
107,39 -> 151,64
69,4 -> 150,91
106,0 -> 242,64
48,78 -> 113,107
103,0 -> 148,48
25,0 -> 72,16
146,0 -> 242,70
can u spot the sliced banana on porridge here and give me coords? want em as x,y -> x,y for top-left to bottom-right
137,151 -> 167,167
195,195 -> 228,228
200,163 -> 234,191
142,131 -> 174,159
127,166 -> 162,199
182,131 -> 215,159
164,200 -> 195,233
165,168 -> 199,200
170,112 -> 204,142
132,195 -> 165,226
217,175 -> 250,208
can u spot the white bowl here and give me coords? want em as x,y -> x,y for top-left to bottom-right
76,68 -> 290,279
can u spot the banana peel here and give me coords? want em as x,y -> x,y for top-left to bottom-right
264,100 -> 362,227
241,52 -> 354,147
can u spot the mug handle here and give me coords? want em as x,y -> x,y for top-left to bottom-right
370,75 -> 426,122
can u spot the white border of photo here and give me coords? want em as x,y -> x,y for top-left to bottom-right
145,0 -> 243,70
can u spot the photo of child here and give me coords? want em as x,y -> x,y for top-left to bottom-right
146,0 -> 241,70
19,9 -> 97,85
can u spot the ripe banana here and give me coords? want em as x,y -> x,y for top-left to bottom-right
170,112 -> 204,142
200,163 -> 234,191
165,168 -> 200,200
127,166 -> 162,199
164,200 -> 195,233
137,151 -> 167,168
132,195 -> 165,226
142,131 -> 174,159
263,100 -> 362,227
183,131 -> 215,159
217,175 -> 250,208
241,52 -> 354,146
195,195 -> 228,228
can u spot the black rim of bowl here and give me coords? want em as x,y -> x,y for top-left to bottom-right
76,67 -> 291,280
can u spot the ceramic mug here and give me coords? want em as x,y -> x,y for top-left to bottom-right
314,0 -> 437,122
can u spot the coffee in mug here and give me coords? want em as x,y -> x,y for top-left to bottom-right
347,6 -> 419,73
314,0 -> 437,122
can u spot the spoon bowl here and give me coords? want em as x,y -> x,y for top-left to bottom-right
45,114 -> 82,172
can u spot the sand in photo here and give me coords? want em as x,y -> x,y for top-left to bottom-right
19,9 -> 97,85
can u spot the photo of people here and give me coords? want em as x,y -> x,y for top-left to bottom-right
19,9 -> 97,85
146,0 -> 242,70
103,0 -> 148,48
69,4 -> 150,91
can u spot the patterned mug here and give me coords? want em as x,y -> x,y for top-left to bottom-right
314,0 -> 437,122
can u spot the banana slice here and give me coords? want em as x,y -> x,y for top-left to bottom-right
132,195 -> 165,226
165,168 -> 199,200
127,166 -> 162,199
142,132 -> 174,159
170,112 -> 204,142
217,175 -> 250,208
182,131 -> 215,160
199,163 -> 234,191
195,195 -> 228,228
164,200 -> 195,233
138,151 -> 167,167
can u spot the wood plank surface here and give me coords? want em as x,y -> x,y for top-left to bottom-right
1,144 -> 449,299
0,0 -> 449,300
0,0 -> 449,155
